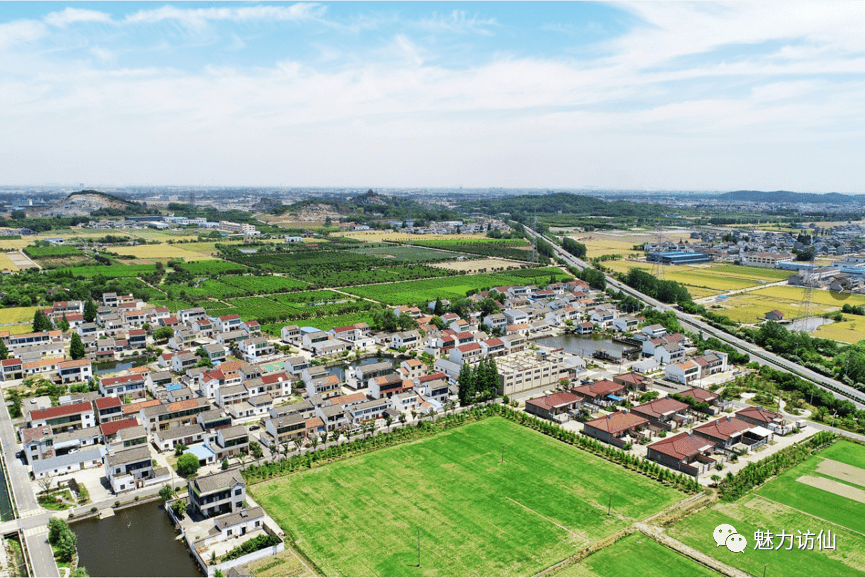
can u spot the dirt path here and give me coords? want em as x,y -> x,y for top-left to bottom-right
695,279 -> 789,305
634,522 -> 747,577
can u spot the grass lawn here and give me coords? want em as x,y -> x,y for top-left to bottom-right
753,440 -> 865,533
815,315 -> 865,344
551,533 -> 718,577
251,417 -> 683,577
668,440 -> 865,577
115,244 -> 217,260
668,495 -> 865,577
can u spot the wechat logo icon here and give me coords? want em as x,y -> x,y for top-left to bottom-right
714,524 -> 747,553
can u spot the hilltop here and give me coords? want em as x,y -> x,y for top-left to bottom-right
718,190 -> 865,204
31,190 -> 145,217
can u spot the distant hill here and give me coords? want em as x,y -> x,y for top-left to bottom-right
460,192 -> 669,217
718,190 -> 865,204
273,190 -> 456,222
31,190 -> 145,217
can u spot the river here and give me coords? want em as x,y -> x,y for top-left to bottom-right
73,503 -> 203,577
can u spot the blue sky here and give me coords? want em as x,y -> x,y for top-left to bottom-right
1,2 -> 864,190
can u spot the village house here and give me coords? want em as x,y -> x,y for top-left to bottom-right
630,396 -> 692,431
525,392 -> 581,421
646,432 -> 719,476
188,470 -> 246,518
582,411 -> 649,447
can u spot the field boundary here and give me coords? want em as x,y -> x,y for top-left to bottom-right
750,494 -> 865,538
506,497 -> 578,537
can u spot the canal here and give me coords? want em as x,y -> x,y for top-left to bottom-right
533,334 -> 633,358
73,503 -> 203,577
0,462 -> 13,522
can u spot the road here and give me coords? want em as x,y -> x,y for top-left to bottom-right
526,228 -> 865,410
0,389 -> 59,578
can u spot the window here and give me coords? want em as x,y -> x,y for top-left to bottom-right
235,501 -> 243,509
227,530 -> 232,536
234,488 -> 242,496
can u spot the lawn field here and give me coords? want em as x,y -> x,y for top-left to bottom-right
251,417 -> 683,577
0,306 -> 38,324
668,440 -> 865,577
551,533 -> 718,577
569,237 -> 644,259
753,440 -> 865,533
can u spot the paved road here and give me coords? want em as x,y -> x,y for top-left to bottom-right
528,228 -> 865,410
0,393 -> 58,577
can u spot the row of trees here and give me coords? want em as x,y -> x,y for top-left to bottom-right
458,358 -> 500,406
621,268 -> 692,305
561,237 -> 587,259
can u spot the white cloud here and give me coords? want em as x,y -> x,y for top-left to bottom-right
0,19 -> 47,49
123,4 -> 326,28
44,8 -> 114,28
416,10 -> 497,35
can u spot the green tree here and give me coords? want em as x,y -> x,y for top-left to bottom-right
457,363 -> 475,406
177,453 -> 200,477
433,298 -> 444,316
0,339 -> 8,361
249,440 -> 263,460
159,485 -> 175,502
33,309 -> 51,332
83,299 -> 98,323
71,568 -> 90,577
59,314 -> 70,332
69,332 -> 86,360
221,459 -> 229,470
153,326 -> 174,341
171,500 -> 187,519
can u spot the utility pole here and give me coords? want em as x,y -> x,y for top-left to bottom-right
763,563 -> 768,577
501,444 -> 504,464
417,527 -> 421,568
607,493 -> 612,516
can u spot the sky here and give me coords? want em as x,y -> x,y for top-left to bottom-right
1,1 -> 864,191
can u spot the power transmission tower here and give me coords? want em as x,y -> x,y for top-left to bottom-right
189,191 -> 196,207
651,225 -> 665,280
796,258 -> 817,331
531,207 -> 538,264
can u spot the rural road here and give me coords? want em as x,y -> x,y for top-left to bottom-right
525,227 -> 865,410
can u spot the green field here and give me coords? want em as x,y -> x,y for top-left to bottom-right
551,533 -> 718,577
251,417 -> 683,577
668,440 -> 865,577
344,268 -> 569,304
716,286 -> 865,326
347,244 -> 456,262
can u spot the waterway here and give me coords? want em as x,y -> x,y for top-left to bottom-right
0,462 -> 13,522
94,361 -> 137,375
533,334 -> 632,358
73,503 -> 203,577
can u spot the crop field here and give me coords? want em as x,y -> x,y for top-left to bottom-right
114,244 -> 217,260
23,246 -> 84,258
604,260 -> 791,299
716,286 -> 865,325
570,237 -> 644,259
346,244 -> 455,262
0,253 -> 19,271
220,275 -> 308,294
175,260 -> 248,276
408,239 -> 533,261
175,280 -> 247,300
551,533 -> 717,577
59,264 -> 159,278
127,229 -> 200,241
262,311 -> 376,335
251,417 -> 683,577
815,315 -> 865,343
433,258 -> 524,273
269,290 -> 349,305
0,306 -> 38,324
343,231 -> 489,242
344,268 -> 570,304
668,440 -> 865,577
